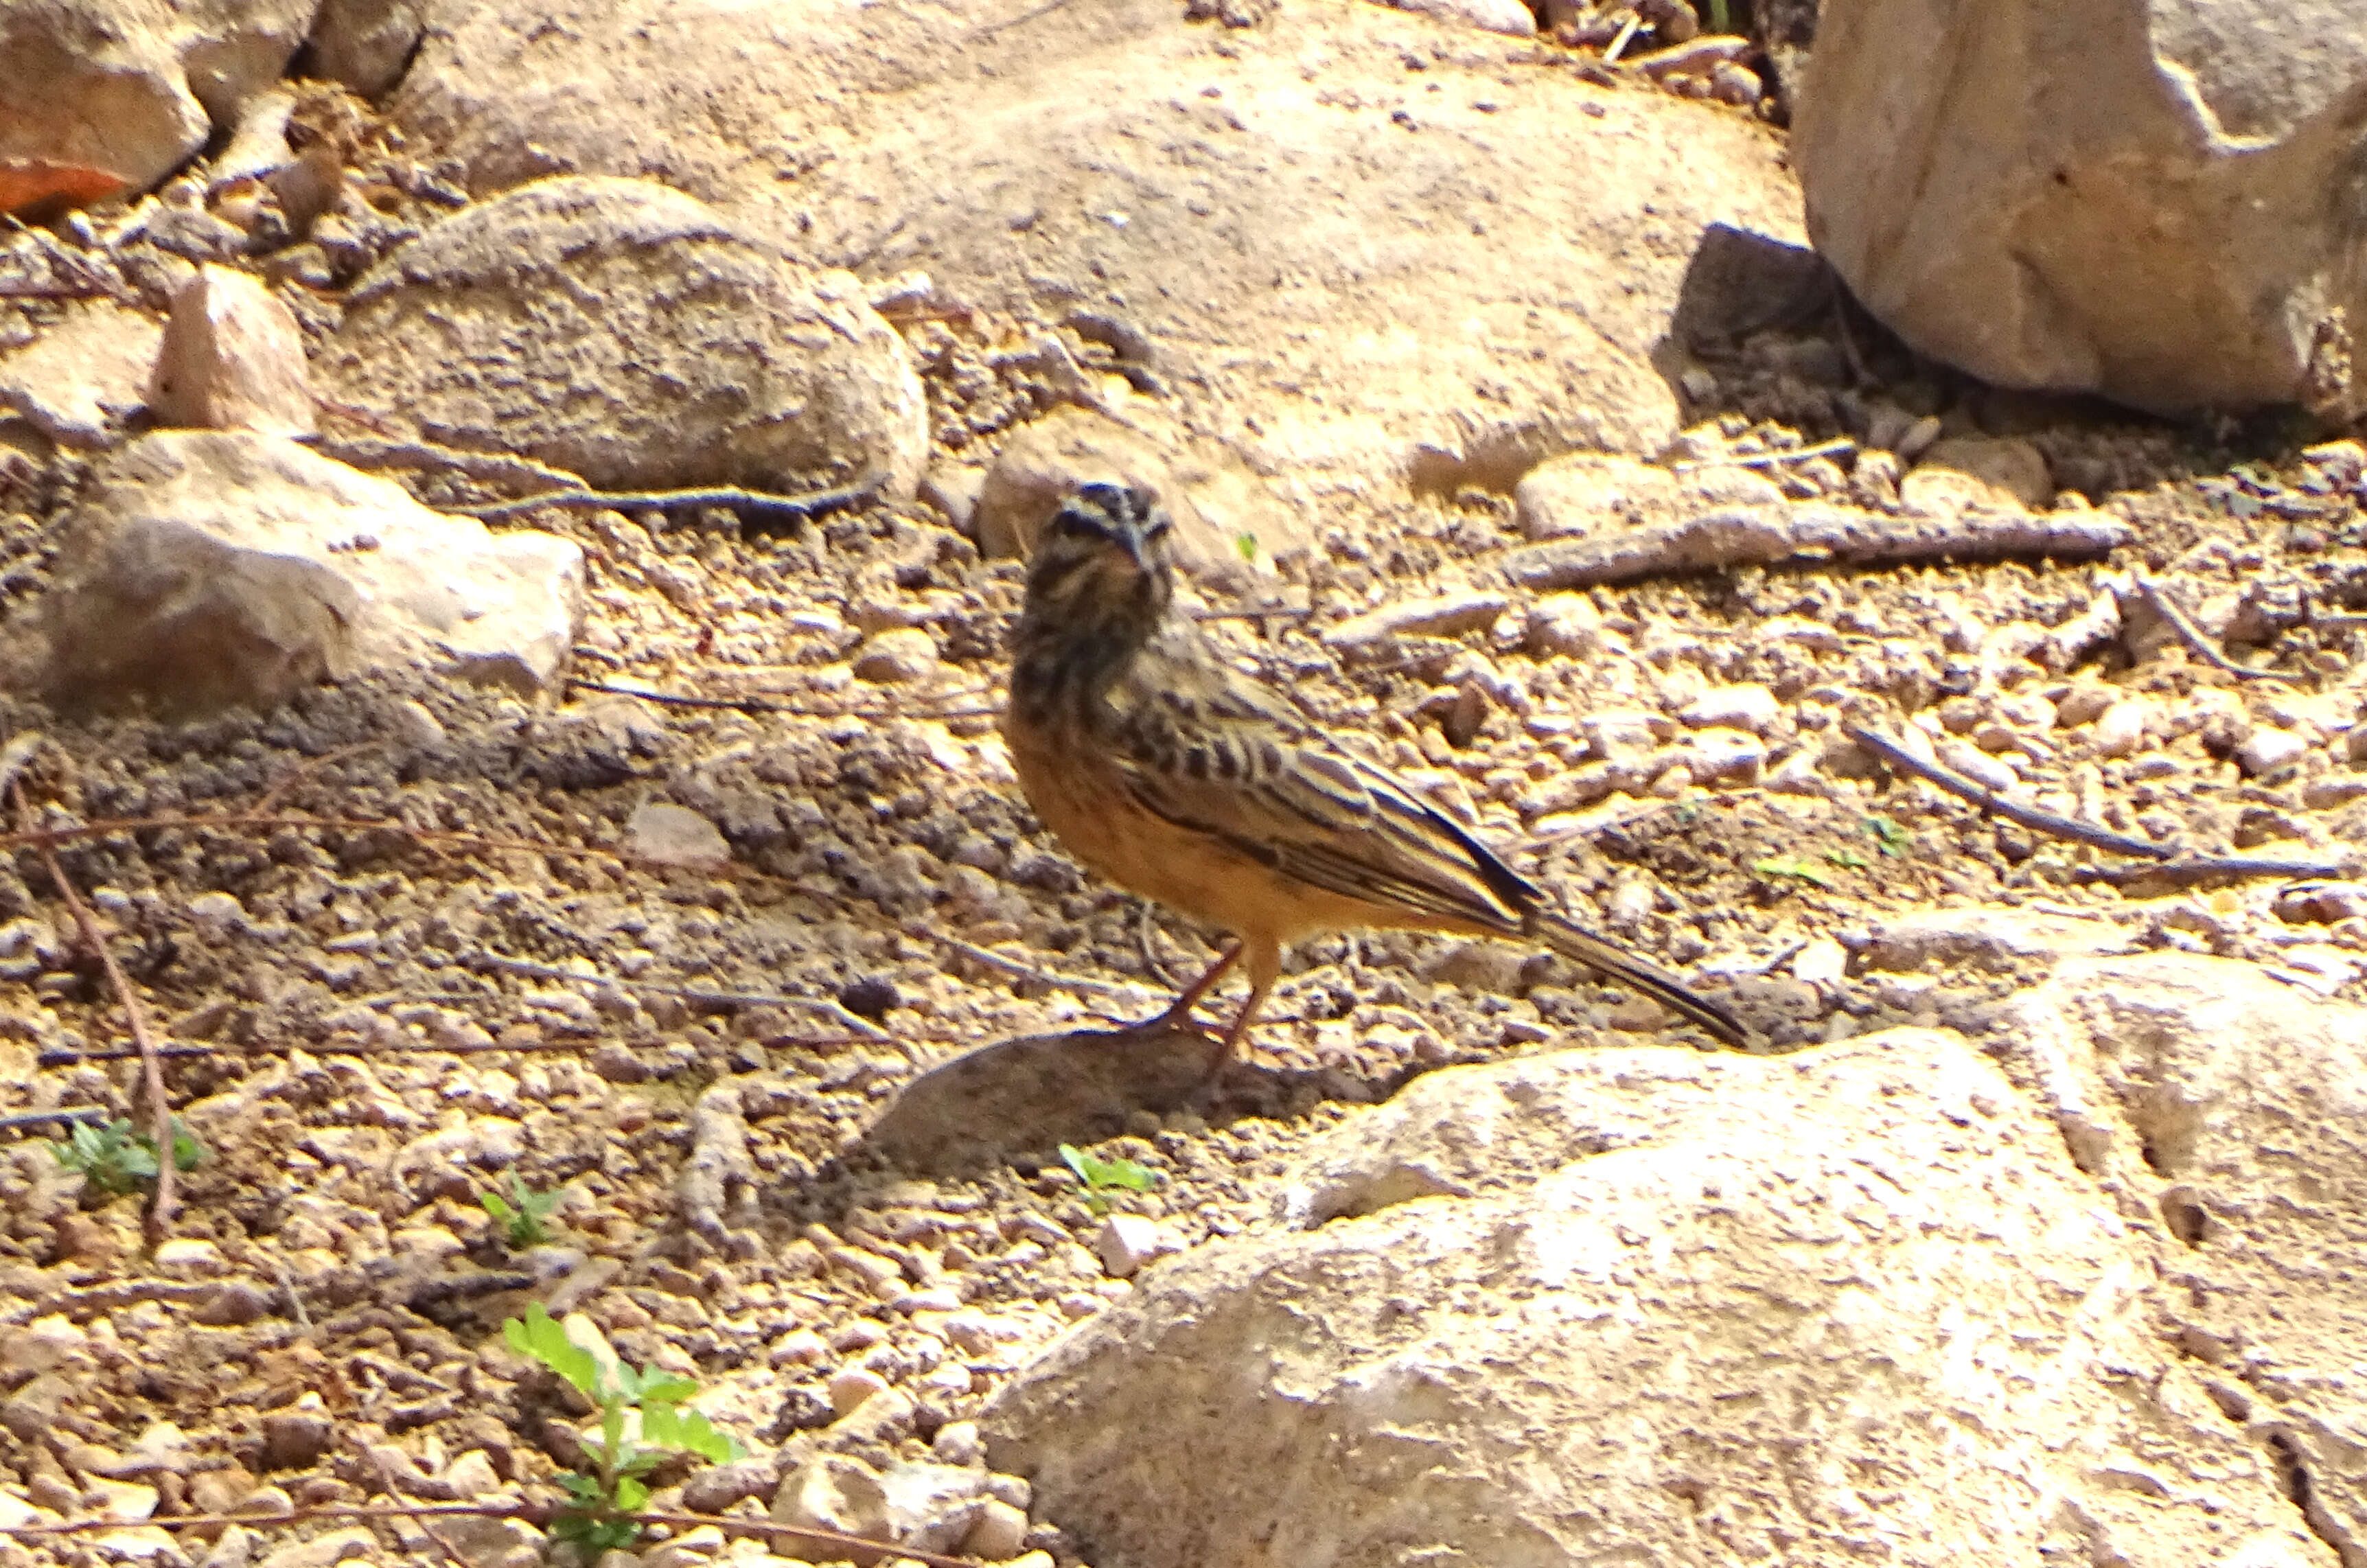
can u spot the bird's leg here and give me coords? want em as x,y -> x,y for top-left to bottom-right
1135,939 -> 1241,1035
1212,939 -> 1283,1071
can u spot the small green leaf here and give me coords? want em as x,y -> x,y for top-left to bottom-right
503,1302 -> 603,1399
614,1475 -> 650,1512
1060,1143 -> 1160,1194
1824,846 -> 1869,871
1866,816 -> 1910,856
1754,855 -> 1834,888
1234,531 -> 1259,564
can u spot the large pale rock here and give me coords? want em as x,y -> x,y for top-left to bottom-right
43,430 -> 586,711
1997,952 -> 2367,1560
388,0 -> 1801,491
985,1034 -> 2331,1567
0,0 -> 314,200
1797,1 -> 2367,417
317,176 -> 929,501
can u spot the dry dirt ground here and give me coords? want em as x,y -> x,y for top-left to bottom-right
3,30 -> 2366,1568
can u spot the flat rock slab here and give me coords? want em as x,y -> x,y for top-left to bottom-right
859,1026 -> 1225,1173
317,175 -> 930,500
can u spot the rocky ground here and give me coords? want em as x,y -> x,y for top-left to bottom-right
2,1 -> 2366,1567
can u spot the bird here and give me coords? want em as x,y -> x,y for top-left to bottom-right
1000,481 -> 1749,1068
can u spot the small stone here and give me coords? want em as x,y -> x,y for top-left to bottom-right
391,700 -> 446,748
1791,937 -> 1849,987
260,1403 -> 334,1470
644,1524 -> 730,1568
853,627 -> 941,683
152,1238 -> 227,1276
879,1460 -> 991,1552
192,1280 -> 273,1326
962,1498 -> 1032,1562
1525,592 -> 1603,658
187,1464 -> 258,1514
773,1455 -> 892,1565
770,1328 -> 829,1368
827,1365 -> 891,1416
257,1524 -> 380,1568
833,1386 -> 919,1446
2235,726 -> 2309,777
2092,700 -> 2154,759
626,802 -> 731,871
1678,682 -> 1779,734
2300,775 -> 2367,810
1685,730 -> 1766,784
442,1450 -> 505,1499
1094,1214 -> 1177,1279
932,1420 -> 985,1466
940,1310 -> 1023,1355
838,976 -> 901,1020
148,264 -> 316,437
1709,60 -> 1763,107
1902,436 -> 2051,513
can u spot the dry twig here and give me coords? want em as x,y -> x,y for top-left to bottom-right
566,676 -> 996,722
455,468 -> 888,524
468,952 -> 897,1044
1847,724 -> 2353,880
2125,570 -> 2294,684
0,1501 -> 982,1568
11,775 -> 178,1245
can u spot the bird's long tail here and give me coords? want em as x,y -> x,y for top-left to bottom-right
1531,912 -> 1751,1048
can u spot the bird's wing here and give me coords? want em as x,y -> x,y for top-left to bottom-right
1103,634 -> 1536,930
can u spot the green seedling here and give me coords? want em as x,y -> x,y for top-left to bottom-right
1060,1142 -> 1161,1215
1866,816 -> 1910,857
503,1302 -> 742,1553
50,1118 -> 202,1197
1825,846 -> 1870,871
1235,531 -> 1260,564
1754,854 -> 1834,888
480,1173 -> 564,1249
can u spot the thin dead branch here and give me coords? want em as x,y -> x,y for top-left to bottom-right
0,1500 -> 982,1568
454,468 -> 888,524
566,676 -> 997,722
467,952 -> 898,1044
2125,570 -> 2294,684
1847,724 -> 2354,880
12,776 -> 177,1245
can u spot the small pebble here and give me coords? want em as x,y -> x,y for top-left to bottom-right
827,1366 -> 890,1415
2236,726 -> 2308,777
963,1498 -> 1032,1562
1094,1214 -> 1177,1279
932,1421 -> 985,1466
1678,682 -> 1779,735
